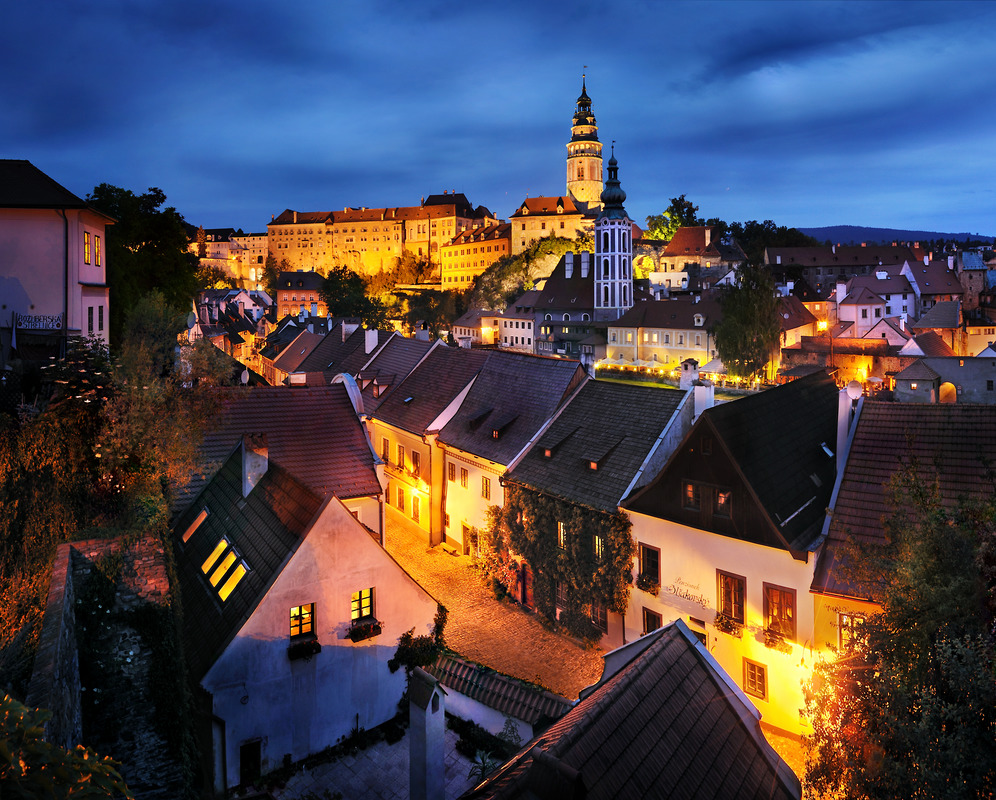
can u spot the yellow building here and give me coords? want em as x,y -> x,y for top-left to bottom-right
440,222 -> 511,287
508,196 -> 590,255
604,296 -> 721,374
565,77 -> 603,213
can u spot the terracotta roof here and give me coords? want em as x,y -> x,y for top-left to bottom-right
846,271 -> 913,297
814,402 -> 996,599
912,331 -> 955,357
462,620 -> 800,800
176,385 -> 381,513
295,324 -> 391,378
894,360 -> 940,380
437,352 -> 586,465
661,226 -> 723,258
766,245 -> 921,269
447,222 -> 512,246
427,654 -> 572,726
373,345 -> 489,434
270,210 -> 334,225
173,444 -> 325,681
510,196 -> 583,217
909,261 -> 963,297
777,295 -> 817,332
505,381 -> 686,513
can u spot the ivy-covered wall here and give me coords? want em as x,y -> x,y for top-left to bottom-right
487,484 -> 635,640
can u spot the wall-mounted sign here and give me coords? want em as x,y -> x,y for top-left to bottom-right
15,313 -> 63,331
664,576 -> 709,609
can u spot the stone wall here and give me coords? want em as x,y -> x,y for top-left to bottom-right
25,542 -> 81,751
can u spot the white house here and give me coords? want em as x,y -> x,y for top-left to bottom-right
173,437 -> 439,791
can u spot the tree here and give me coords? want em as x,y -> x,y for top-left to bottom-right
195,226 -> 206,259
805,463 -> 996,798
86,185 -> 198,346
194,265 -> 238,291
0,694 -> 133,799
711,263 -> 781,381
260,254 -> 283,298
319,266 -> 389,329
728,220 -> 819,266
643,195 -> 703,242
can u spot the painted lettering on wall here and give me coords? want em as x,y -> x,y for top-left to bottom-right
664,576 -> 709,609
16,313 -> 63,331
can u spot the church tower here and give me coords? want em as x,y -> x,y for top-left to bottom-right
593,146 -> 633,322
566,77 -> 603,212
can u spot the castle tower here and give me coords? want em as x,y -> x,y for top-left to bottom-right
566,77 -> 603,212
593,146 -> 633,322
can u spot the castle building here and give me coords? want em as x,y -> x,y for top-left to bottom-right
566,77 -> 603,213
593,147 -> 634,322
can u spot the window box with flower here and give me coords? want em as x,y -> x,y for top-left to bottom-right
287,636 -> 322,661
635,573 -> 660,596
347,619 -> 382,642
713,612 -> 743,637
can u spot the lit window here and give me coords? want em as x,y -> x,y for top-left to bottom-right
397,444 -> 405,469
95,235 -> 101,266
460,468 -> 468,488
639,543 -> 660,584
84,231 -> 91,264
744,659 -> 767,700
202,539 -> 229,575
683,482 -> 700,510
351,588 -> 374,621
717,571 -> 745,624
838,612 -> 867,651
714,490 -> 731,517
593,535 -> 604,560
482,476 -> 491,500
218,563 -> 246,601
290,603 -> 315,638
182,508 -> 209,543
411,450 -> 420,477
557,521 -> 567,549
763,584 -> 796,640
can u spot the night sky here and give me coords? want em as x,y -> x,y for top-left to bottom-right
6,1 -> 995,236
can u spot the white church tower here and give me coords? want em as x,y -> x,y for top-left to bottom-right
593,145 -> 633,322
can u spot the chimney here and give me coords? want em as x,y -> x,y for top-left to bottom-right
776,255 -> 781,265
365,328 -> 378,354
409,667 -> 446,800
293,211 -> 297,224
924,255 -> 929,266
198,306 -> 208,325
704,227 -> 711,247
679,359 -> 699,391
836,281 -> 847,304
580,251 -> 590,278
242,434 -> 268,498
564,251 -> 574,279
693,379 -> 714,423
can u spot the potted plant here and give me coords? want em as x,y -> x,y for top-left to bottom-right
347,619 -> 382,642
635,573 -> 660,596
713,613 -> 743,637
764,629 -> 792,653
287,637 -> 321,661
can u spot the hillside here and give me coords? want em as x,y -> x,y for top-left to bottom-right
797,225 -> 994,246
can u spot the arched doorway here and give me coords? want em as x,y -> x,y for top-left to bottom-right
939,382 -> 957,403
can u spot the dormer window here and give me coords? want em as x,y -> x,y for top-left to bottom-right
182,507 -> 209,543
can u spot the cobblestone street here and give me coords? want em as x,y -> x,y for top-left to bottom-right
383,510 -> 605,700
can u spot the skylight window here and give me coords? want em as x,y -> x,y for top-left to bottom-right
182,508 -> 209,543
201,537 -> 248,602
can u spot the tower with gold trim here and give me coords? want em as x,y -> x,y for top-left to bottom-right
566,77 -> 603,213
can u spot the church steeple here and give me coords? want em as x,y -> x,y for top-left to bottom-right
566,75 -> 603,213
593,144 -> 633,322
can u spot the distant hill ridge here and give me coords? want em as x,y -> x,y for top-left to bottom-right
797,225 -> 994,246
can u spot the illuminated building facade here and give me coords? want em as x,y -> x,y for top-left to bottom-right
508,195 -> 589,255
592,148 -> 634,322
565,77 -> 603,212
440,222 -> 511,287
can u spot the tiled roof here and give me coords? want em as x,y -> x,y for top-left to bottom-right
295,324 -> 391,378
372,345 -> 488,434
909,261 -> 963,296
613,296 -> 722,330
846,271 -> 913,296
661,226 -> 723,258
894,359 -> 940,380
447,222 -> 511,246
272,330 -> 324,374
510,196 -> 583,218
356,335 -> 434,414
173,445 -> 324,681
437,352 -> 586,465
175,385 -> 381,513
276,270 -> 326,292
912,331 -> 955,357
536,254 -> 595,311
505,381 -> 686,513
777,295 -> 817,331
839,286 -> 883,305
0,159 -> 91,210
814,402 -> 996,599
427,654 -> 572,726
462,620 -> 800,800
912,300 -> 961,330
270,210 -> 333,225
766,245 -> 921,269
625,372 -> 838,551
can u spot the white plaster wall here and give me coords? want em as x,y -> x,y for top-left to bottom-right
626,511 -> 818,735
443,690 -> 533,743
204,497 -> 438,787
0,210 -> 70,319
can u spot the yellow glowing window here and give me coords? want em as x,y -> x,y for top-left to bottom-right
210,551 -> 237,587
202,539 -> 229,575
218,563 -> 247,601
351,588 -> 374,621
182,508 -> 209,543
290,604 -> 315,637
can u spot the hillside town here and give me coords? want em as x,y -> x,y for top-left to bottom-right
2,78 -> 996,800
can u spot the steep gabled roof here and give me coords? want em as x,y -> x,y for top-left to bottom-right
462,620 -> 800,800
0,159 -> 88,209
613,296 -> 722,330
510,196 -> 584,218
437,352 -> 586,465
505,382 -> 686,513
908,260 -> 963,297
294,324 -> 391,378
911,300 -> 961,330
356,334 -> 434,414
373,345 -> 488,435
271,330 -> 324,375
535,254 -> 595,312
813,402 -> 996,599
176,385 -> 381,512
661,226 -> 723,258
173,444 -> 325,681
625,372 -> 838,551
778,295 -> 817,332
912,331 -> 955,357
